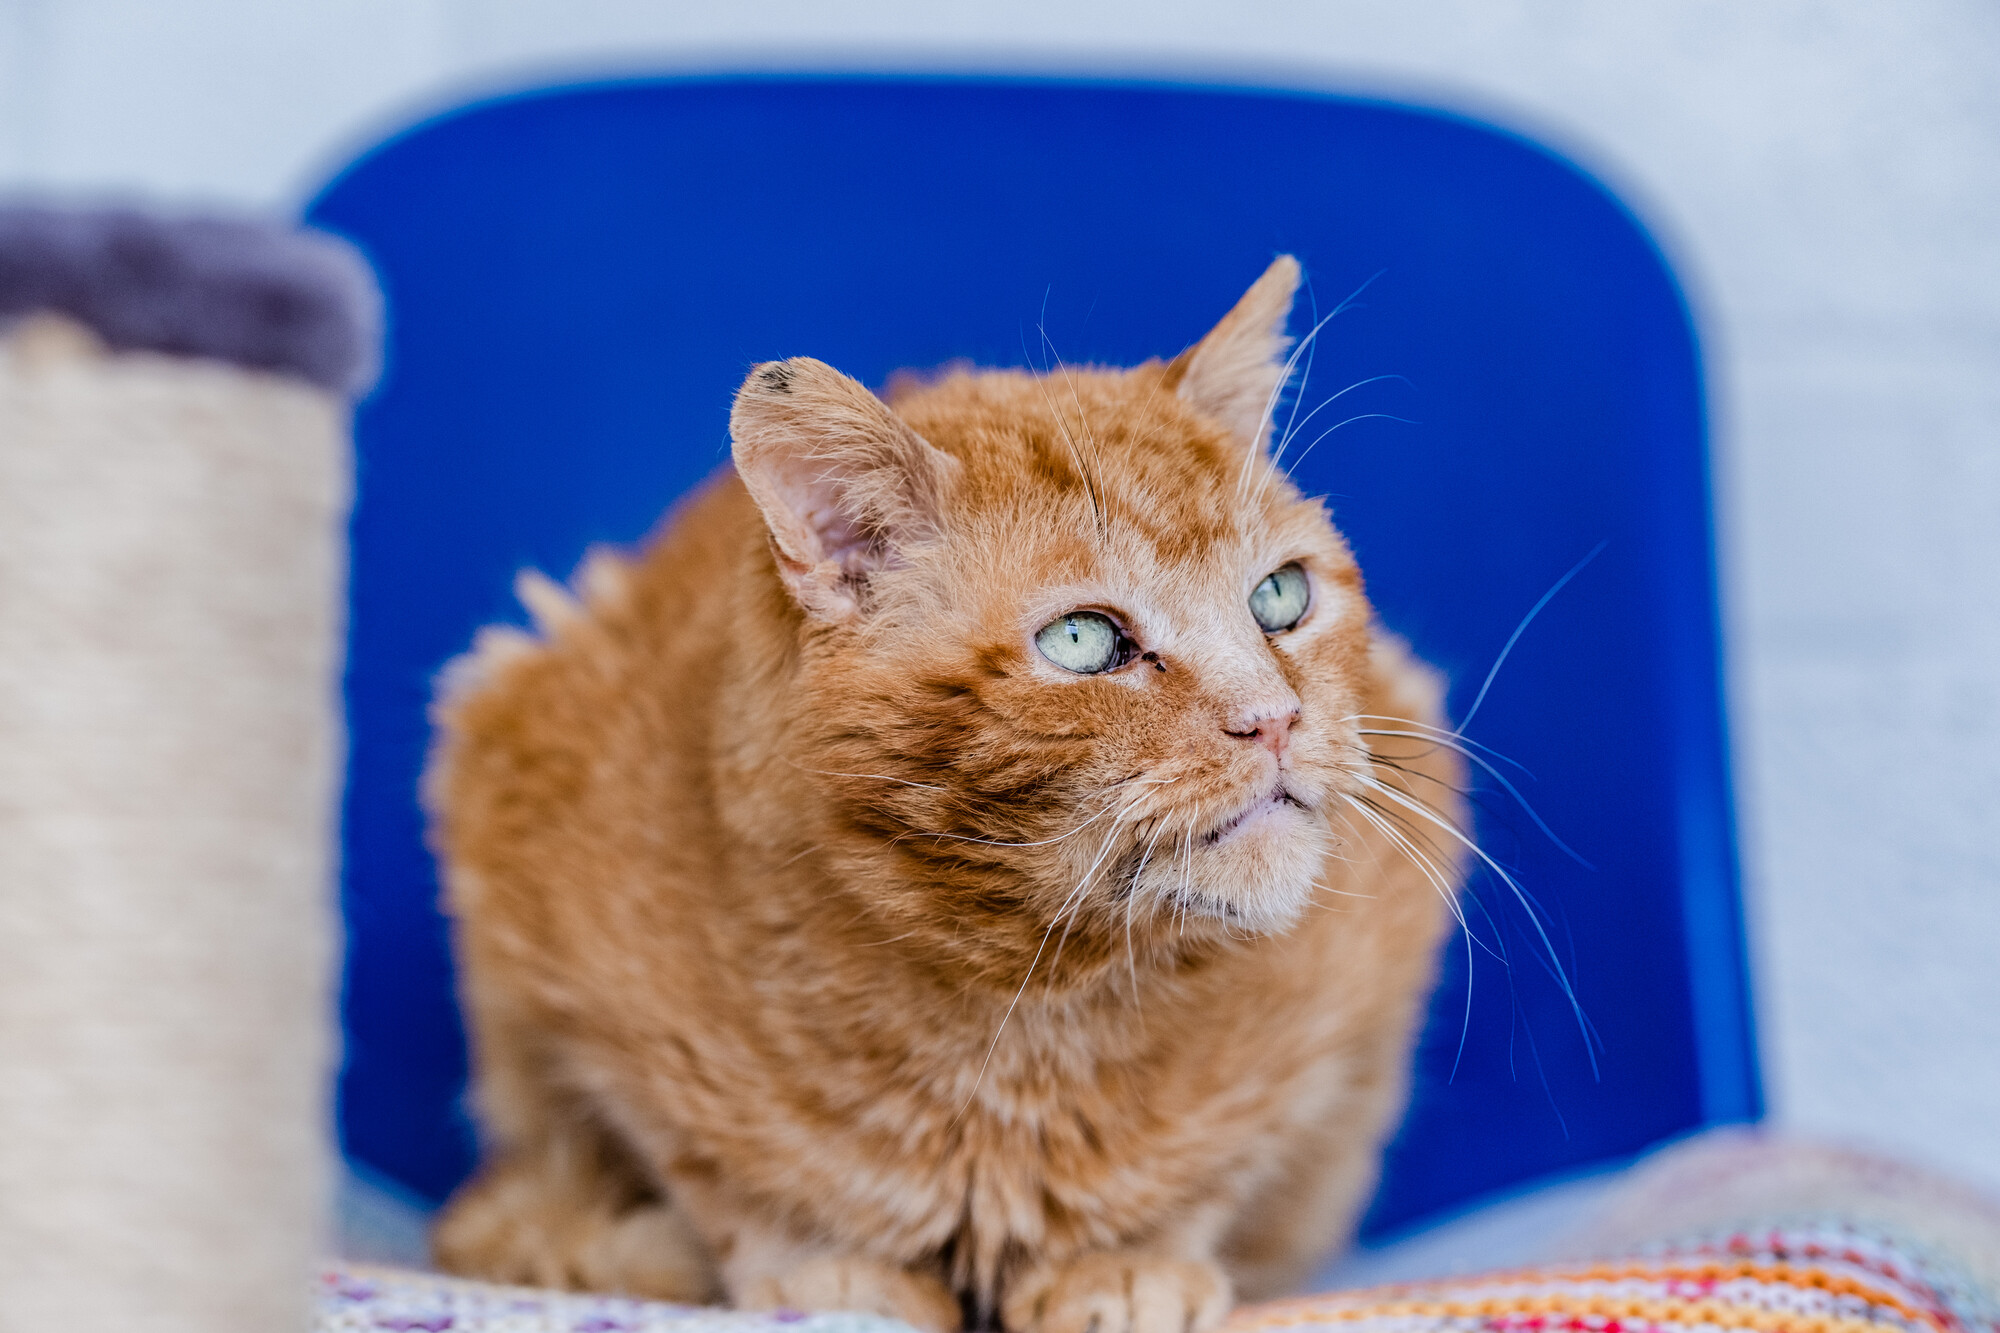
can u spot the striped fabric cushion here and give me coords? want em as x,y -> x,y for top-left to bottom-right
1238,1227 -> 1993,1333
317,1135 -> 2000,1333
316,1224 -> 1992,1333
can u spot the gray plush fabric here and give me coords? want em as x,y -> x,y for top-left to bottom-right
0,207 -> 380,396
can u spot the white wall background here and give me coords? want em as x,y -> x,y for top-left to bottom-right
4,1 -> 1995,1195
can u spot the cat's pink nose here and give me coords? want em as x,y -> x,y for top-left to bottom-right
1226,707 -> 1299,759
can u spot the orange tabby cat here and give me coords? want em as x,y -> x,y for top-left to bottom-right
426,257 -> 1467,1333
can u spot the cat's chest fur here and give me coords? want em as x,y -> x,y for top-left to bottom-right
570,774 -> 1413,1294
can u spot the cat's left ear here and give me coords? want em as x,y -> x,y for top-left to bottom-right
1164,255 -> 1301,452
731,357 -> 961,621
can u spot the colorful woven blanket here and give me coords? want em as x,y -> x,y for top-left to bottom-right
1239,1227 -> 1996,1333
317,1134 -> 2000,1333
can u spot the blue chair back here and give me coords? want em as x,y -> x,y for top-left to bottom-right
306,75 -> 1758,1237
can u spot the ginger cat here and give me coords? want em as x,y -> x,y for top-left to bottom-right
426,257 -> 1467,1333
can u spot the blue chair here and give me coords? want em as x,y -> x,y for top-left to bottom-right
306,74 -> 1758,1239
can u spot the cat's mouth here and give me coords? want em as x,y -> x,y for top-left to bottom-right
1201,783 -> 1310,846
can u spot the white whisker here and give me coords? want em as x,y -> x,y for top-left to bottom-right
1047,800 -> 1143,977
1239,268 -> 1385,504
1342,793 -> 1468,936
952,780 -> 1156,1122
1352,773 -> 1599,1073
1360,728 -> 1590,868
1343,793 -> 1480,1079
911,774 -> 1174,849
1236,305 -> 1334,501
1032,321 -> 1109,539
1271,374 -> 1413,470
1277,411 -> 1418,476
1124,820 -> 1170,1007
799,766 -> 948,792
1343,713 -> 1533,773
1458,541 -> 1607,734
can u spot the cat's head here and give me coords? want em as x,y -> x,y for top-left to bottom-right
732,258 -> 1382,980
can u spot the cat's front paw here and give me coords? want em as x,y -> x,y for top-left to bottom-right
1003,1254 -> 1231,1333
740,1255 -> 961,1333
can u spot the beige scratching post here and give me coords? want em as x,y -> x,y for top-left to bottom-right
0,211 -> 378,1331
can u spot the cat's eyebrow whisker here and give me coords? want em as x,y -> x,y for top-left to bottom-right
1238,268 -> 1385,505
1021,323 -> 1095,533
1236,308 -> 1331,503
1271,374 -> 1414,471
1120,360 -> 1179,464
1033,323 -> 1109,541
1046,331 -> 1110,492
1255,276 -> 1323,512
1276,412 -> 1418,479
1347,545 -> 1610,866
1279,277 -> 1322,459
1236,298 -> 1348,501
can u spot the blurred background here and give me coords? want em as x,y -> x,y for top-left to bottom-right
3,0 -> 1994,1201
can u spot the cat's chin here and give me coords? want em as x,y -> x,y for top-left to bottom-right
1135,801 -> 1329,937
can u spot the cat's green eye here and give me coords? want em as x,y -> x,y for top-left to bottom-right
1036,612 -> 1127,674
1249,563 -> 1311,633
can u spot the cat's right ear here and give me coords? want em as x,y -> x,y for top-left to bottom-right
730,358 -> 961,621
